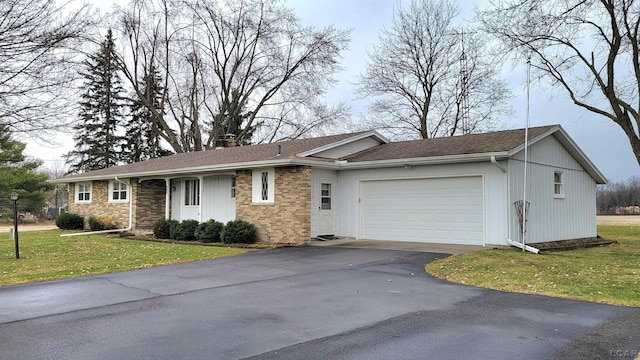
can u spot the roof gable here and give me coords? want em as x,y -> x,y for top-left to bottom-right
296,131 -> 388,159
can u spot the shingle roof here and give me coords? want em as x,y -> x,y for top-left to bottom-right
344,126 -> 556,162
58,125 -> 559,182
61,132 -> 366,180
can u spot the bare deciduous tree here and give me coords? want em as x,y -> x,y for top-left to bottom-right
0,0 -> 96,139
356,0 -> 512,139
114,0 -> 351,152
478,0 -> 640,166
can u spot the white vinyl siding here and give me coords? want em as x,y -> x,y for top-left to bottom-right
312,137 -> 382,158
509,136 -> 597,243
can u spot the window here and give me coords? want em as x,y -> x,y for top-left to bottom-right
261,171 -> 269,201
252,168 -> 274,203
76,182 -> 92,202
109,181 -> 129,202
321,183 -> 331,210
554,171 -> 564,198
231,177 -> 236,198
184,179 -> 200,206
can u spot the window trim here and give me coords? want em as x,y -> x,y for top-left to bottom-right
75,182 -> 92,203
184,178 -> 200,206
252,168 -> 275,204
108,181 -> 129,203
231,176 -> 236,199
554,170 -> 565,199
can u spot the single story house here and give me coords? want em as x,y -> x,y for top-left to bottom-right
52,125 -> 607,246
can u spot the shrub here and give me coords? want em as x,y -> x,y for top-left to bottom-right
221,220 -> 257,244
55,212 -> 84,230
171,220 -> 199,241
153,219 -> 177,239
88,216 -> 117,231
195,220 -> 224,243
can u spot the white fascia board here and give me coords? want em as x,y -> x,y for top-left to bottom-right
50,159 -> 304,183
50,151 -> 514,184
296,130 -> 389,158
335,152 -> 510,169
507,125 -> 560,156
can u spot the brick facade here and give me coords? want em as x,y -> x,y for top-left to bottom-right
236,166 -> 312,244
134,179 -> 167,229
68,181 -> 131,228
68,168 -> 309,243
68,179 -> 168,230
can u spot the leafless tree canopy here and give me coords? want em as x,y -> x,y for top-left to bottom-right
479,0 -> 640,166
0,0 -> 96,139
356,0 -> 512,139
114,0 -> 351,152
597,175 -> 640,214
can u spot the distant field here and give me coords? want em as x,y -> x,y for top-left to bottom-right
597,215 -> 640,226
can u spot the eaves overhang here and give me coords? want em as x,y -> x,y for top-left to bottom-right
335,152 -> 511,169
48,158 -> 305,183
49,152 -> 513,184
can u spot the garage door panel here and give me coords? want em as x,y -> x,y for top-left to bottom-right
360,177 -> 483,245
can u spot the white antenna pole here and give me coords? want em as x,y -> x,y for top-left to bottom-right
522,56 -> 531,251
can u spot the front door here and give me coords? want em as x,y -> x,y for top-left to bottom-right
318,182 -> 334,236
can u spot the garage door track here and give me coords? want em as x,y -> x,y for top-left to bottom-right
0,247 -> 638,360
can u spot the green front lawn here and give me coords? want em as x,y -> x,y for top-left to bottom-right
425,225 -> 640,307
0,230 -> 247,286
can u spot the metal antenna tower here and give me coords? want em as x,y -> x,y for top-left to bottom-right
459,29 -> 470,134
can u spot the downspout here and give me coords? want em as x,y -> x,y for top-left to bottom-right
198,175 -> 203,222
490,156 -> 506,173
165,178 -> 171,220
507,238 -> 539,254
61,176 -> 133,237
116,176 -> 134,230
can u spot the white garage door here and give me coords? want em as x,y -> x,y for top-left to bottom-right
359,176 -> 484,245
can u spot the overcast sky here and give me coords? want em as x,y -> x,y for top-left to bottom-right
26,0 -> 640,182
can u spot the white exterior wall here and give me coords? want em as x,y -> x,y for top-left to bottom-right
508,136 -> 598,243
202,175 -> 236,223
311,169 -> 338,237
313,137 -> 381,159
170,175 -> 236,223
335,162 -> 509,245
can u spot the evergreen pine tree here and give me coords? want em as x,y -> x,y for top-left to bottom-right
0,125 -> 52,216
66,29 -> 125,172
123,63 -> 171,163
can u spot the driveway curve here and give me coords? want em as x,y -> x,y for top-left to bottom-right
0,247 -> 637,360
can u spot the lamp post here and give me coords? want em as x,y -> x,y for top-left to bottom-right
10,193 -> 19,259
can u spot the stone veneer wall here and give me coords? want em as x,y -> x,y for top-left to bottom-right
134,179 -> 167,229
235,166 -> 311,244
67,181 -> 130,228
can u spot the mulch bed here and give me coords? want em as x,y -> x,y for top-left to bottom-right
533,236 -> 617,252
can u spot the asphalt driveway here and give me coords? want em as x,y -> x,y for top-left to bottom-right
0,247 -> 638,360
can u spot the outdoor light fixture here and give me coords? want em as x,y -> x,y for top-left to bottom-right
10,193 -> 19,259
